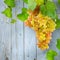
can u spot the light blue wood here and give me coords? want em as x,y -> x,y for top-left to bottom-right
24,3 -> 37,60
0,0 -> 60,60
0,0 -> 12,60
11,0 -> 24,60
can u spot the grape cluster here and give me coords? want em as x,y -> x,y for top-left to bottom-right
25,10 -> 56,50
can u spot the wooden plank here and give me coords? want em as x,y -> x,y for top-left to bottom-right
0,0 -> 10,60
11,0 -> 24,60
24,4 -> 37,60
25,28 -> 37,60
15,0 -> 24,60
37,47 -> 46,60
0,0 -> 12,60
3,21 -> 12,60
11,3 -> 17,60
0,21 -> 5,60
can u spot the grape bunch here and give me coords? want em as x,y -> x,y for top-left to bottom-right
25,7 -> 56,50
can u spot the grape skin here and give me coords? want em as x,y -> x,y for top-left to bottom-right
25,11 -> 56,50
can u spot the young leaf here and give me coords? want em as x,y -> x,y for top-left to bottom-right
17,12 -> 29,21
46,11 -> 57,20
46,50 -> 57,60
40,5 -> 47,15
28,0 -> 37,11
22,8 -> 27,12
46,1 -> 56,11
4,0 -> 15,7
56,19 -> 60,29
24,0 -> 28,4
10,19 -> 16,24
56,39 -> 60,50
17,8 -> 29,21
2,8 -> 12,18
40,1 -> 57,19
35,0 -> 44,5
58,0 -> 60,4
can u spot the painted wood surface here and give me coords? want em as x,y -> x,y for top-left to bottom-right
0,0 -> 60,60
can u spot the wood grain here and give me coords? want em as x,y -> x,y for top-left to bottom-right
0,0 -> 60,60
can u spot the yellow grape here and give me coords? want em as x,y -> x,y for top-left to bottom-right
25,11 -> 56,50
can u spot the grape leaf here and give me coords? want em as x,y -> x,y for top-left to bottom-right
58,0 -> 60,4
24,0 -> 28,4
28,0 -> 37,11
56,39 -> 60,50
40,1 -> 57,19
17,8 -> 29,21
40,5 -> 47,15
2,7 -> 12,18
56,19 -> 60,29
36,0 -> 44,5
22,8 -> 27,12
46,1 -> 56,11
4,0 -> 15,7
46,50 -> 57,60
17,12 -> 28,21
46,11 -> 57,20
10,19 -> 16,24
45,1 -> 57,19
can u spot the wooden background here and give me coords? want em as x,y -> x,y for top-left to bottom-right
0,0 -> 60,60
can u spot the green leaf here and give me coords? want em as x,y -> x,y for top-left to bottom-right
4,0 -> 15,7
46,57 -> 54,60
36,0 -> 44,5
10,19 -> 16,24
46,1 -> 57,19
46,50 -> 57,60
46,11 -> 57,19
56,19 -> 60,29
56,39 -> 60,50
58,0 -> 60,4
2,7 -> 12,18
17,12 -> 29,21
40,5 -> 47,15
28,0 -> 37,11
40,1 -> 57,19
24,0 -> 28,4
17,8 -> 29,21
46,1 -> 56,11
22,8 -> 27,12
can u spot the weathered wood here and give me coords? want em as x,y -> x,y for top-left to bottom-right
14,0 -> 24,60
0,0 -> 60,60
24,3 -> 37,60
0,0 -> 12,60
